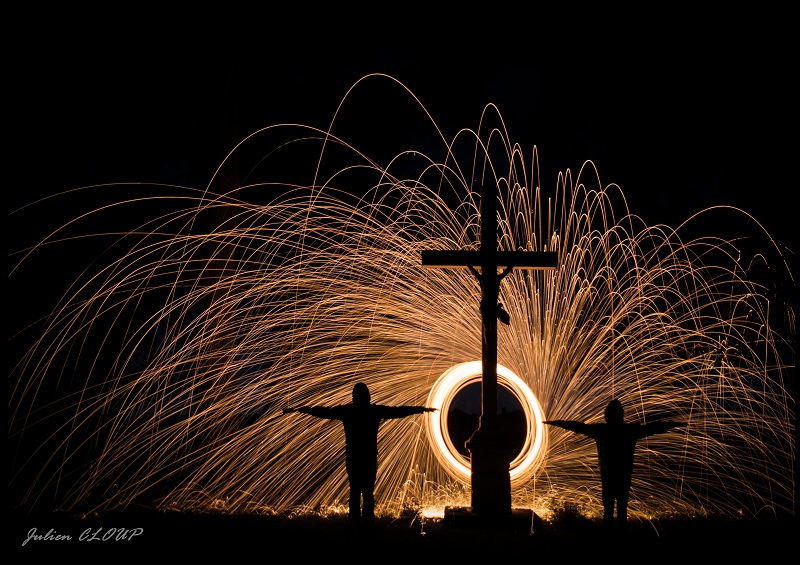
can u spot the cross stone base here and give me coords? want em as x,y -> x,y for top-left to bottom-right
443,506 -> 541,533
466,427 -> 516,516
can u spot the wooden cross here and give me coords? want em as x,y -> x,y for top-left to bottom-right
421,185 -> 557,516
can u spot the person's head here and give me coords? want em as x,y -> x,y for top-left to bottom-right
352,382 -> 371,405
604,399 -> 624,424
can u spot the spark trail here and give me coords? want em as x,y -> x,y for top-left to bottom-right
8,75 -> 795,521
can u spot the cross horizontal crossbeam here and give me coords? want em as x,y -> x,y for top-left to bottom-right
421,249 -> 558,269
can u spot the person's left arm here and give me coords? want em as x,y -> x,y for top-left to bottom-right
378,405 -> 436,419
639,421 -> 682,438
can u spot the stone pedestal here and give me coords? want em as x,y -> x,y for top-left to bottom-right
465,427 -> 515,516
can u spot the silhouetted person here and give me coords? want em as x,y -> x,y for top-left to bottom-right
545,399 -> 681,530
283,382 -> 436,530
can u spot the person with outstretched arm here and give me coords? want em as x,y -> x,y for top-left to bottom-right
284,382 -> 436,530
545,399 -> 681,529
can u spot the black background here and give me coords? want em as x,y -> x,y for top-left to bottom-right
12,14 -> 796,247
12,14 -> 796,339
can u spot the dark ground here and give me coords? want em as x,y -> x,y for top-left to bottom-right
7,506 -> 796,563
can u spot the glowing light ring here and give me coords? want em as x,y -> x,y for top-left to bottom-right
425,361 -> 546,485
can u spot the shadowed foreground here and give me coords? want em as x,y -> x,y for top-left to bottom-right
9,507 -> 796,563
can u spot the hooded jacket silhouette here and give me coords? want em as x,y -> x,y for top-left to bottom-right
545,399 -> 681,528
284,382 -> 435,529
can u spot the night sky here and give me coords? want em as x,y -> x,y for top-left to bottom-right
12,20 -> 796,346
14,21 -> 796,249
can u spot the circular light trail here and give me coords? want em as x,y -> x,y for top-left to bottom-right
425,361 -> 547,485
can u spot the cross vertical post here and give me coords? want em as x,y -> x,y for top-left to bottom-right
421,183 -> 557,518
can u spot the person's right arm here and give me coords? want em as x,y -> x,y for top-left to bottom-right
544,420 -> 591,435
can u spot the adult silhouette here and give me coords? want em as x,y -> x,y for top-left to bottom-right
545,399 -> 681,529
283,382 -> 436,530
